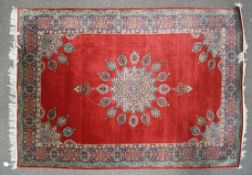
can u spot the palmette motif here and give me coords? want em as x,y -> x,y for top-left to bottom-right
74,51 -> 192,127
36,107 -> 74,146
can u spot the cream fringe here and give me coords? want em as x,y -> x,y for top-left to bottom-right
8,7 -> 19,169
235,2 -> 248,169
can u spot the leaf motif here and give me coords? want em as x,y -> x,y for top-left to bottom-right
130,51 -> 140,65
157,72 -> 170,82
129,115 -> 138,128
98,97 -> 112,107
98,72 -> 111,81
117,113 -> 126,126
47,108 -> 57,120
141,113 -> 150,126
151,108 -> 160,118
157,97 -> 169,107
63,43 -> 74,53
96,84 -> 110,94
190,126 -> 201,135
118,54 -> 127,67
63,127 -> 74,137
197,116 -> 206,126
106,108 -> 117,118
57,116 -> 68,127
142,54 -> 151,67
74,83 -> 91,95
176,83 -> 192,95
206,110 -> 215,121
57,54 -> 68,64
106,60 -> 117,71
199,52 -> 208,63
47,59 -> 57,72
151,61 -> 162,72
208,59 -> 216,71
192,42 -> 203,53
158,84 -> 171,95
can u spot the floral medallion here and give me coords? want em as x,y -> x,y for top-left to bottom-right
74,51 -> 192,127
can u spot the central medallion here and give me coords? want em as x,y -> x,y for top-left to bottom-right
112,66 -> 156,113
74,51 -> 192,128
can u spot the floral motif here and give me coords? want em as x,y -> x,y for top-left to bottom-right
111,66 -> 156,113
57,54 -> 68,64
37,122 -> 61,145
192,29 -> 226,71
190,109 -> 217,138
37,107 -> 74,144
40,34 -> 62,58
47,59 -> 57,72
40,34 -> 74,72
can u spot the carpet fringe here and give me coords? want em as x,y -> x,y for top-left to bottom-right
235,2 -> 248,169
8,6 -> 19,169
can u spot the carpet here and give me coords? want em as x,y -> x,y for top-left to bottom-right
11,7 -> 245,169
